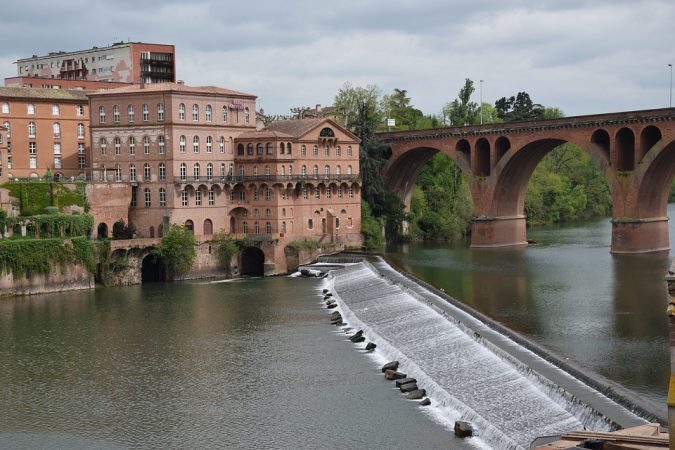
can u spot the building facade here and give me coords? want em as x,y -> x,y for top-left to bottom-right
0,87 -> 90,181
88,82 -> 362,273
14,42 -> 175,85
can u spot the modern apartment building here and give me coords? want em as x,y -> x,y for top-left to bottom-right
0,87 -> 90,180
14,42 -> 175,85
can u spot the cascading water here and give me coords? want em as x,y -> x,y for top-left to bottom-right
321,259 -> 648,450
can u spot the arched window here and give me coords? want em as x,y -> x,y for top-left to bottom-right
324,165 -> 330,178
301,165 -> 307,176
114,164 -> 122,182
281,221 -> 286,233
313,165 -> 319,177
312,146 -> 318,156
301,145 -> 306,156
247,143 -> 254,155
254,222 -> 260,234
142,103 -> 149,121
179,135 -> 186,153
180,163 -> 187,180
287,143 -> 292,155
266,143 -> 273,155
27,103 -> 35,115
144,188 -> 151,207
185,220 -> 194,233
281,166 -> 285,176
159,188 -> 166,206
149,226 -> 155,238
157,102 -> 164,120
219,136 -> 225,153
206,136 -> 213,153
158,135 -> 165,154
266,222 -> 272,234
253,166 -> 259,177
220,163 -> 226,177
127,104 -> 135,122
264,166 -> 270,176
192,104 -> 199,121
347,146 -> 353,156
204,219 -> 213,235
280,143 -> 285,154
77,123 -> 85,139
28,122 -> 36,138
347,165 -> 352,175
143,163 -> 151,181
336,165 -> 341,175
308,219 -> 313,229
52,104 -> 60,116
159,162 -> 166,180
256,143 -> 263,155
237,144 -> 245,156
52,122 -> 60,138
99,137 -> 107,155
336,146 -> 341,157
114,137 -> 121,155
193,163 -> 201,179
205,105 -> 212,122
143,136 -> 150,154
128,136 -> 136,155
243,221 -> 248,233
178,103 -> 186,120
206,163 -> 213,180
244,107 -> 250,124
222,106 -> 228,122
129,164 -> 137,182
193,135 -> 200,153
113,105 -> 120,123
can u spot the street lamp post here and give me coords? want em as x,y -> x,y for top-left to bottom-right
669,64 -> 673,108
479,79 -> 484,124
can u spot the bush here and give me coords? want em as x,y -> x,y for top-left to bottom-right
0,236 -> 96,278
361,202 -> 384,249
152,224 -> 197,280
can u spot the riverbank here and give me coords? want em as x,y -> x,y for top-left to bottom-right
318,255 -> 664,448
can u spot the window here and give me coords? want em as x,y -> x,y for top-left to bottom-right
287,143 -> 292,155
158,135 -> 165,154
247,143 -> 254,155
159,188 -> 166,206
239,191 -> 245,201
347,165 -> 352,175
301,165 -> 307,176
266,143 -> 273,155
315,187 -> 320,199
205,105 -> 212,122
131,187 -> 137,207
347,146 -> 353,156
29,142 -> 37,168
3,121 -> 10,137
2,103 -> 9,114
78,144 -> 86,168
336,165 -> 341,176
77,104 -> 84,116
303,186 -> 308,199
266,222 -> 272,234
326,186 -> 332,199
206,136 -> 213,153
280,143 -> 285,154
219,137 -> 225,153
159,162 -> 166,180
242,221 -> 248,233
206,163 -> 213,180
264,166 -> 270,176
157,103 -> 164,121
338,186 -> 343,198
52,122 -> 60,138
115,137 -> 121,155
220,163 -> 226,178
53,143 -> 61,168
27,104 -> 35,115
222,106 -> 228,122
179,135 -> 186,153
254,188 -> 259,200
288,165 -> 292,176
99,137 -> 107,155
324,165 -> 330,178
265,188 -> 272,200
192,104 -> 199,121
180,163 -> 187,180
114,164 -> 122,181
324,146 -> 330,157
281,166 -> 285,176
52,104 -> 59,116
143,136 -> 150,154
128,136 -> 136,155
313,165 -> 319,177
28,122 -> 36,138
336,146 -> 341,157
265,208 -> 271,218
244,107 -> 250,124
140,104 -> 149,121
144,188 -> 151,207
99,106 -> 106,123
193,163 -> 200,179
301,145 -> 306,156
195,190 -> 202,206
193,135 -> 200,153
282,208 -> 286,217
181,189 -> 188,206
127,104 -> 134,122
254,222 -> 260,234
308,219 -> 313,230
129,164 -> 137,182
348,186 -> 354,198
208,189 -> 215,205
239,166 -> 245,177
113,105 -> 120,123
256,143 -> 263,155
143,163 -> 151,181
281,221 -> 286,233
185,220 -> 194,233
313,146 -> 318,156
179,103 -> 186,120
77,123 -> 85,139
237,144 -> 244,156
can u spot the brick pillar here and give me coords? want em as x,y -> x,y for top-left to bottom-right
612,218 -> 669,254
470,215 -> 527,248
665,264 -> 675,449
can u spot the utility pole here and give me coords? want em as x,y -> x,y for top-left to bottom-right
479,79 -> 484,124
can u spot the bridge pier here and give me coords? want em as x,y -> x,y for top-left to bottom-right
470,215 -> 528,249
611,217 -> 670,254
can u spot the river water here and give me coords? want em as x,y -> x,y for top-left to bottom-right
385,204 -> 675,411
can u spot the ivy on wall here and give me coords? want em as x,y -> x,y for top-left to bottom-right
0,214 -> 93,238
1,181 -> 87,215
0,237 -> 97,279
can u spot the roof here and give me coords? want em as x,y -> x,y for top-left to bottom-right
0,87 -> 89,101
236,130 -> 293,140
15,42 -> 174,63
87,82 -> 256,99
266,117 -> 361,142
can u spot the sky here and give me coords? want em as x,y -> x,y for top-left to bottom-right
1,0 -> 674,118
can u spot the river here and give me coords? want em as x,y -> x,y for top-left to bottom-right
385,203 -> 675,411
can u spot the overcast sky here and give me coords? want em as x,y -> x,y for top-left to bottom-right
1,0 -> 673,118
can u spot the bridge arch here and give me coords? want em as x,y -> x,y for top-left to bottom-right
240,246 -> 265,276
474,138 -> 491,176
616,127 -> 636,171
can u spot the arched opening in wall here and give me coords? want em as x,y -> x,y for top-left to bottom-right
475,138 -> 491,176
185,220 -> 194,234
456,139 -> 470,163
640,125 -> 662,161
616,128 -> 635,171
97,223 -> 109,239
203,219 -> 213,235
591,129 -> 610,160
141,254 -> 164,283
149,226 -> 155,238
230,216 -> 235,233
240,246 -> 264,276
495,137 -> 510,166
158,223 -> 164,238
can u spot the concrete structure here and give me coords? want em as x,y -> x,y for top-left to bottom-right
88,82 -> 362,275
379,108 -> 675,253
5,76 -> 133,91
0,87 -> 90,180
14,42 -> 175,85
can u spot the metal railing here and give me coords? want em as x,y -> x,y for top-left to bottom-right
173,174 -> 361,184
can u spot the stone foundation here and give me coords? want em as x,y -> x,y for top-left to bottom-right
612,218 -> 670,254
0,263 -> 95,297
470,215 -> 527,248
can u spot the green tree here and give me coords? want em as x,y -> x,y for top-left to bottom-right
152,224 -> 196,280
495,91 -> 545,122
381,88 -> 424,131
333,82 -> 381,130
443,78 -> 479,126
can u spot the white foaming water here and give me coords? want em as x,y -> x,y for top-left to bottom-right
321,261 -> 644,450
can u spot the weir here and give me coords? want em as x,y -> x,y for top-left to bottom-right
324,258 -> 650,449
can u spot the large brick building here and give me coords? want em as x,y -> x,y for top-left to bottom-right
0,87 -> 90,181
87,82 -> 362,273
14,42 -> 175,85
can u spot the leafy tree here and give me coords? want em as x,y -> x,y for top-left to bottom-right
442,78 -> 479,126
495,91 -> 545,122
333,82 -> 381,129
381,88 -> 424,130
152,224 -> 196,280
360,202 -> 384,249
112,220 -> 135,240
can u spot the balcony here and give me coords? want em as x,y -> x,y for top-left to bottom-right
173,174 -> 361,185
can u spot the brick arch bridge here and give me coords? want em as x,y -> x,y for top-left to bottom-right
378,108 -> 675,253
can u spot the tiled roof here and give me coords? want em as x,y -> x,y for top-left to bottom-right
265,118 -> 327,137
236,130 -> 293,140
87,82 -> 256,98
0,87 -> 89,101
